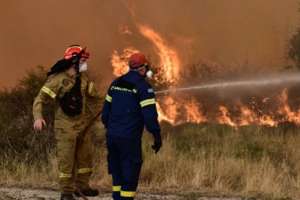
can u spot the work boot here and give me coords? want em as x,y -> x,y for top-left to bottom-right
74,187 -> 99,197
60,193 -> 75,200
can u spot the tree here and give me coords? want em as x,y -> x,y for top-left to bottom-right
288,28 -> 300,69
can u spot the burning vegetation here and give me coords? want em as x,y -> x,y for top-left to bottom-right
111,23 -> 300,127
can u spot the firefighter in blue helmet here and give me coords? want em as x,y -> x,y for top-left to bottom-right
101,53 -> 162,200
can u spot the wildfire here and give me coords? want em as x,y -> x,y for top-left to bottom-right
110,24 -> 181,84
218,106 -> 237,127
157,90 -> 300,127
138,24 -> 181,85
111,47 -> 139,77
157,96 -> 207,125
278,89 -> 300,125
237,104 -> 278,127
184,98 -> 207,124
111,23 -> 300,128
157,97 -> 179,125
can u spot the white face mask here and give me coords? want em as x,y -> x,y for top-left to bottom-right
79,62 -> 88,72
146,70 -> 153,79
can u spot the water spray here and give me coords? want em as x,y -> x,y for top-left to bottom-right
155,73 -> 300,95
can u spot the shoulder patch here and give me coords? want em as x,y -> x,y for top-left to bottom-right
147,88 -> 154,93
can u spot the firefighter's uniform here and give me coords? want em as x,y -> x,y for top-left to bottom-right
32,71 -> 102,193
101,70 -> 161,200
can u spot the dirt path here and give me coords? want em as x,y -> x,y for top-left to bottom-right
0,187 -> 245,200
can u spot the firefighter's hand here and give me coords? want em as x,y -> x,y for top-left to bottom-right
152,135 -> 162,154
33,118 -> 47,131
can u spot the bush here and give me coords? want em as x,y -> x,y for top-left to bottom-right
0,66 -> 55,164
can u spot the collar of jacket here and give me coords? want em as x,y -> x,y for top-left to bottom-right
128,70 -> 145,79
63,71 -> 77,79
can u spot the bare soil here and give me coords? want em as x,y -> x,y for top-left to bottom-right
0,187 -> 246,200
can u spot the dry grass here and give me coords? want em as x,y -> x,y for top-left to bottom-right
1,124 -> 300,199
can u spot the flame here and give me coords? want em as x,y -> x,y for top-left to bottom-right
110,24 -> 185,125
111,23 -> 300,128
156,90 -> 300,127
184,98 -> 207,124
157,96 -> 207,125
111,24 -> 181,85
260,115 -> 278,127
238,105 -> 256,126
157,96 -> 179,124
217,106 -> 237,127
278,89 -> 300,124
138,24 -> 181,85
238,104 -> 278,127
111,47 -> 139,77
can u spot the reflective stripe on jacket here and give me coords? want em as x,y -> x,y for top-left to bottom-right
101,71 -> 161,139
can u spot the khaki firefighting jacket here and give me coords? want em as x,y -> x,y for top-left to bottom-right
32,71 -> 102,129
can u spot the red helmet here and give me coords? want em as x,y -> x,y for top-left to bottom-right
64,45 -> 90,60
128,53 -> 148,69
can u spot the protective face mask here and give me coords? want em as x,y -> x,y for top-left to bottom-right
146,70 -> 153,79
79,62 -> 88,72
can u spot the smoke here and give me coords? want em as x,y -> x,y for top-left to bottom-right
0,0 -> 299,87
128,0 -> 299,71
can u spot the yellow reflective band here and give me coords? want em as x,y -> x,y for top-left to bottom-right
105,94 -> 112,102
59,172 -> 72,179
88,82 -> 94,95
112,186 -> 121,192
120,191 -> 136,197
140,98 -> 156,107
77,168 -> 92,174
41,86 -> 56,98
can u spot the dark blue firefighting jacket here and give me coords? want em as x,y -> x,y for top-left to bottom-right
101,70 -> 161,139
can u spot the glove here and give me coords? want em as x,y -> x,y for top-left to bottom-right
151,134 -> 162,154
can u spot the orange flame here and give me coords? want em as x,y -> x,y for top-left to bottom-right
184,98 -> 207,124
238,104 -> 278,127
111,24 -> 181,85
111,47 -> 139,77
260,115 -> 278,127
157,96 -> 179,125
238,105 -> 256,126
217,106 -> 237,127
110,24 -> 184,125
278,89 -> 300,125
157,96 -> 207,125
138,24 -> 181,85
111,24 -> 300,127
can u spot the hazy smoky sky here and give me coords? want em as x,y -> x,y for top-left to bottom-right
0,0 -> 299,88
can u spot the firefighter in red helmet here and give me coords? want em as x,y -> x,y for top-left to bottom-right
33,45 -> 102,200
102,53 -> 162,200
